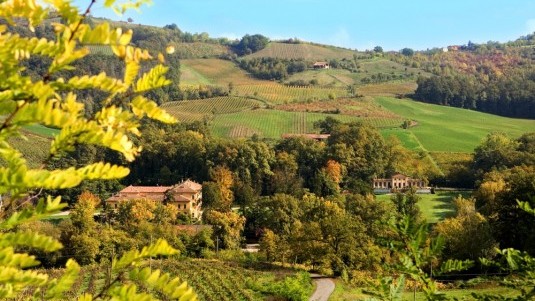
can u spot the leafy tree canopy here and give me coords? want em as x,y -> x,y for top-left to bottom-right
0,0 -> 197,299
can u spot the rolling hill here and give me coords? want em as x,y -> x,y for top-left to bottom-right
176,55 -> 534,154
375,97 -> 535,152
245,42 -> 357,60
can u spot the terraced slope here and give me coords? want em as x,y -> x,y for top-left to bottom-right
245,42 -> 356,60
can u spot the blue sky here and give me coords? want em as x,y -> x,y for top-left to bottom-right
78,0 -> 535,51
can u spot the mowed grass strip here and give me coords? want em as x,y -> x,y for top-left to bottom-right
380,129 -> 424,151
375,97 -> 535,152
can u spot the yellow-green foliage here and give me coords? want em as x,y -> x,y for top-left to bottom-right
0,0 -> 196,300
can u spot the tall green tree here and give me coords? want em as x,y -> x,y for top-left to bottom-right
0,0 -> 197,299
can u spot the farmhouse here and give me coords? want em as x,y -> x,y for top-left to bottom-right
313,61 -> 330,69
372,173 -> 426,193
106,179 -> 203,219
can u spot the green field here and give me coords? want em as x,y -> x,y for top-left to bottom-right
376,97 -> 535,152
375,191 -> 471,224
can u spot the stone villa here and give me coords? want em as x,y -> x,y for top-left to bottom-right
373,173 -> 426,193
106,179 -> 203,219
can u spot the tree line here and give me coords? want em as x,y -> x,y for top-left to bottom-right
414,72 -> 535,119
238,57 -> 307,80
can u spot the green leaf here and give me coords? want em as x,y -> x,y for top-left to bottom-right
113,239 -> 178,271
134,64 -> 171,92
131,96 -> 176,124
0,231 -> 62,253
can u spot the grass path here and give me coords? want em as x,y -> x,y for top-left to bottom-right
407,131 -> 444,176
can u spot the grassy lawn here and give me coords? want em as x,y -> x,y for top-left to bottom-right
375,191 -> 471,224
329,280 -> 518,301
375,97 -> 535,153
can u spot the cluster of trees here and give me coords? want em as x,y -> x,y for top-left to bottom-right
40,192 -> 214,267
238,57 -> 307,80
471,133 -> 535,252
120,118 -> 437,200
178,84 -> 230,100
361,73 -> 410,84
0,1 -> 200,299
255,193 -> 392,275
427,132 -> 535,265
232,34 -> 270,56
414,72 -> 535,118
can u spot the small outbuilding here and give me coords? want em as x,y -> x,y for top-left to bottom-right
313,62 -> 330,69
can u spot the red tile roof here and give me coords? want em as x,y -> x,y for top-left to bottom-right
170,195 -> 192,203
171,180 -> 202,193
120,186 -> 172,193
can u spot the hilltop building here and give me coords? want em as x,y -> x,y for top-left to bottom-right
372,173 -> 427,193
106,179 -> 203,219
